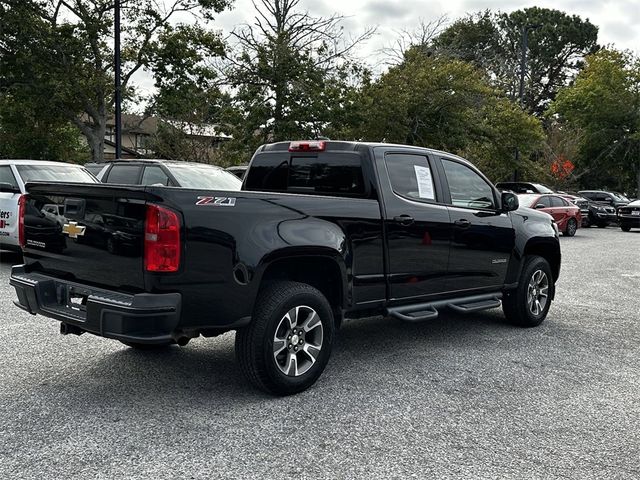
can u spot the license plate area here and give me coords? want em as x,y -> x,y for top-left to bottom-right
631,211 -> 640,215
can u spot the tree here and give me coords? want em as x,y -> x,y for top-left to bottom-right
222,0 -> 374,163
549,49 -> 640,195
0,0 -> 230,162
432,8 -> 599,115
351,51 -> 545,181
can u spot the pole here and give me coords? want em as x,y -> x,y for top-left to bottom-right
114,0 -> 122,159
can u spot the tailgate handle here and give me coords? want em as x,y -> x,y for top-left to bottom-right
63,198 -> 86,220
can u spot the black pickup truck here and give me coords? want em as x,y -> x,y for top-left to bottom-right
10,141 -> 561,395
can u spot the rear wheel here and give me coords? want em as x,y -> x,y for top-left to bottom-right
563,218 -> 577,237
235,281 -> 335,396
503,256 -> 554,327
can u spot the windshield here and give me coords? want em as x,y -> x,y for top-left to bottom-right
531,183 -> 554,194
16,164 -> 97,183
611,192 -> 629,201
169,163 -> 242,190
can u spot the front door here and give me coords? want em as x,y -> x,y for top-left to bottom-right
438,157 -> 515,292
376,151 -> 452,301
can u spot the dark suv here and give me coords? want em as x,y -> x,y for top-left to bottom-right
578,190 -> 630,227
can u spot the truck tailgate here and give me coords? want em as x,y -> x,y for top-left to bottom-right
22,183 -> 152,292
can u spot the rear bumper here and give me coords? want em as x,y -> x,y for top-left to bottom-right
10,265 -> 181,344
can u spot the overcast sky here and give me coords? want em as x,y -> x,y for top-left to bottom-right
132,0 -> 640,98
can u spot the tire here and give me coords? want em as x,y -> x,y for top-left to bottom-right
502,256 -> 554,328
597,223 -> 607,228
621,226 -> 631,232
120,341 -> 173,350
235,281 -> 335,396
563,218 -> 577,237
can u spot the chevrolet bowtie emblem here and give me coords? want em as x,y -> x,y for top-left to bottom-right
62,221 -> 86,238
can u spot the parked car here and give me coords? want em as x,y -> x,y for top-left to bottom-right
617,200 -> 640,231
225,165 -> 248,179
495,181 -> 555,194
96,159 -> 242,190
10,140 -> 561,395
559,194 -> 590,227
577,190 -> 628,227
518,193 -> 581,237
0,160 -> 98,252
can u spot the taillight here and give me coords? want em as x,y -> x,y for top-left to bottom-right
288,140 -> 326,152
144,204 -> 181,272
18,194 -> 26,248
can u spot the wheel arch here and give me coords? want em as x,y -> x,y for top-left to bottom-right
522,238 -> 561,282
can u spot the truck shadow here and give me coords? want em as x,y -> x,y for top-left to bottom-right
20,308 -> 536,409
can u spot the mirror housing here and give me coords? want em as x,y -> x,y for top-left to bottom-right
0,182 -> 20,194
501,191 -> 519,212
535,203 -> 546,209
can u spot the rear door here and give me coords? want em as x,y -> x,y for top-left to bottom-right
0,165 -> 22,246
375,150 -> 452,301
438,157 -> 515,292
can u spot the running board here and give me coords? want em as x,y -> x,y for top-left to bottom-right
387,293 -> 502,323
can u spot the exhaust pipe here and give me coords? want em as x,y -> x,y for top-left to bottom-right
60,323 -> 84,336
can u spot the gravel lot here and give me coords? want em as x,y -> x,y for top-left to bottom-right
1,226 -> 639,479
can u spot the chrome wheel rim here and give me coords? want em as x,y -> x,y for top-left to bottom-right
527,270 -> 549,316
568,220 -> 576,235
273,305 -> 323,377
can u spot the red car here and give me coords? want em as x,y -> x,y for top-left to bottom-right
518,194 -> 582,237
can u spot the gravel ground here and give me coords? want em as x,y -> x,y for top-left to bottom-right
0,226 -> 639,479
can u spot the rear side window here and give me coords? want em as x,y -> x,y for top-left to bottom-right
384,154 -> 436,201
0,165 -> 19,189
245,153 -> 366,197
105,165 -> 142,184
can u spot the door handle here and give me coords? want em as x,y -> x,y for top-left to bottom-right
454,219 -> 471,228
393,215 -> 414,226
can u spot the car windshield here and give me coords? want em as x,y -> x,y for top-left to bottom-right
169,163 -> 242,190
611,192 -> 629,201
517,194 -> 539,207
531,183 -> 554,194
16,164 -> 97,183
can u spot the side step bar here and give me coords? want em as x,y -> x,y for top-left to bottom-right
387,293 -> 502,323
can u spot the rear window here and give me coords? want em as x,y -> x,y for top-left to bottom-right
245,153 -> 366,197
16,164 -> 97,183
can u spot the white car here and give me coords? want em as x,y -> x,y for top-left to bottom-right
0,160 -> 97,252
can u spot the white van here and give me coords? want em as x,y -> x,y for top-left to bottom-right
0,160 -> 97,252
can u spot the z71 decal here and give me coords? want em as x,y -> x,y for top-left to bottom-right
196,196 -> 236,207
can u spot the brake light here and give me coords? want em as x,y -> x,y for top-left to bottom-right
144,204 -> 181,272
288,140 -> 326,152
18,194 -> 26,248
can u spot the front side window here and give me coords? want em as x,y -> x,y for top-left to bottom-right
141,166 -> 171,186
550,196 -> 567,207
536,196 -> 552,208
0,166 -> 20,189
441,159 -> 495,209
384,154 -> 436,201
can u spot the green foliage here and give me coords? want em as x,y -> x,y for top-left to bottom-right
433,7 -> 599,115
352,52 -> 544,181
549,49 -> 640,194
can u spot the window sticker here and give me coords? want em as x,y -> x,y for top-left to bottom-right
414,165 -> 435,199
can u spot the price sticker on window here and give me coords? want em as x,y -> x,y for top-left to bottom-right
414,165 -> 435,200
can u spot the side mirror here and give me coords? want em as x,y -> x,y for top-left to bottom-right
0,182 -> 20,194
535,203 -> 546,209
501,191 -> 519,212
605,197 -> 613,203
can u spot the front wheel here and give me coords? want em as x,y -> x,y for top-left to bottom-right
621,226 -> 631,232
235,281 -> 335,396
502,256 -> 554,327
563,218 -> 577,237
597,223 -> 607,228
